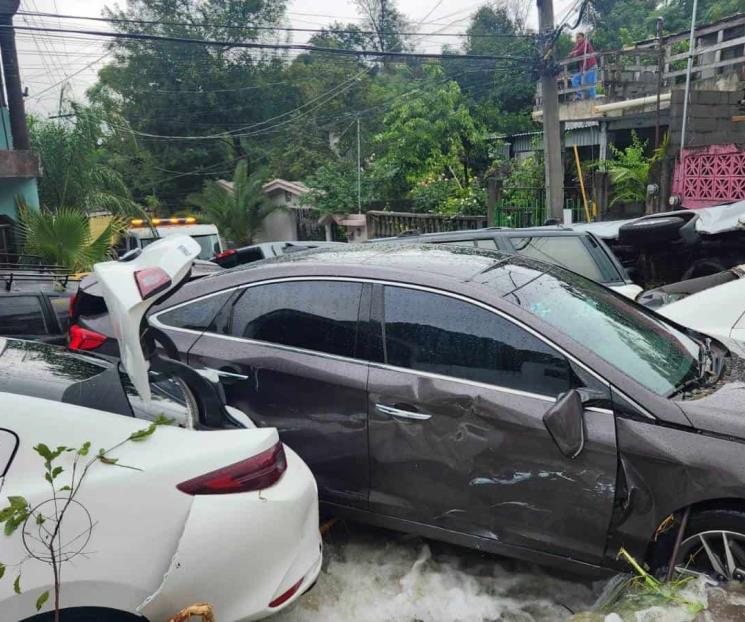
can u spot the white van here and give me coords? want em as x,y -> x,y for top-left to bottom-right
119,218 -> 224,260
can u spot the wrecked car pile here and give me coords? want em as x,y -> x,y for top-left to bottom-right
4,230 -> 745,621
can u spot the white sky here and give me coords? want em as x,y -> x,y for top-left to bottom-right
18,0 -> 577,115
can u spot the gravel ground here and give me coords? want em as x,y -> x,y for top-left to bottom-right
275,522 -> 745,622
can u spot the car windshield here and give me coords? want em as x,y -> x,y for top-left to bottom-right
499,266 -> 700,396
509,236 -> 607,283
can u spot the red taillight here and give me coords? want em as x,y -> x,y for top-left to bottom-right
176,442 -> 287,495
214,249 -> 237,260
68,324 -> 107,351
134,267 -> 171,300
268,578 -> 304,608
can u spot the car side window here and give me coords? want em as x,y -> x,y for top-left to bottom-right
509,236 -> 604,282
157,290 -> 233,331
383,286 -> 571,396
0,296 -> 46,335
230,281 -> 362,359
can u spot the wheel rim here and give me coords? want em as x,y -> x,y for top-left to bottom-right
675,530 -> 745,582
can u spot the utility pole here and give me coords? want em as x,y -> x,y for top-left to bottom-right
680,0 -> 699,160
0,0 -> 29,150
357,117 -> 362,214
537,0 -> 564,222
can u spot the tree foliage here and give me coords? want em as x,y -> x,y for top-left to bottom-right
29,106 -> 139,216
188,160 -> 274,246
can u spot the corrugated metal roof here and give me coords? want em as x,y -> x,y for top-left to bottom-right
511,124 -> 602,153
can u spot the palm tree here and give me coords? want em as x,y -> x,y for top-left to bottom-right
188,160 -> 275,247
18,202 -> 126,272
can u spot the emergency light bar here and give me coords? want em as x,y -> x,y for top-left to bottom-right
130,217 -> 197,227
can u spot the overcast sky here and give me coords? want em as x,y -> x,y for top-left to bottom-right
17,0 -> 577,115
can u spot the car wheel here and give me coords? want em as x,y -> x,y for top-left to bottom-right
21,607 -> 146,622
681,259 -> 726,281
670,509 -> 745,583
618,216 -> 687,246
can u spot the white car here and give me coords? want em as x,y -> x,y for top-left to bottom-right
639,264 -> 745,355
0,235 -> 322,622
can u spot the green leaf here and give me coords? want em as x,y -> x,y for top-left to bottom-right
99,456 -> 119,466
153,415 -> 175,427
35,590 -> 49,611
0,506 -> 14,522
78,441 -> 91,456
34,444 -> 52,462
59,486 -> 71,492
8,497 -> 27,510
129,423 -> 157,442
4,515 -> 26,536
0,562 -> 5,580
35,513 -> 45,526
51,467 -> 63,479
44,473 -> 52,485
13,574 -> 20,594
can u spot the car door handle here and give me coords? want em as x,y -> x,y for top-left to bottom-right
375,403 -> 431,421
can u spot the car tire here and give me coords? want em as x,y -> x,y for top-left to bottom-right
618,216 -> 688,246
21,607 -> 146,622
681,259 -> 726,280
651,508 -> 745,582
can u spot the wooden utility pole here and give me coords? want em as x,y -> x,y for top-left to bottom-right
0,0 -> 28,150
537,0 -> 564,222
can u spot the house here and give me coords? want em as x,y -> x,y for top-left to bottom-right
216,177 -> 326,243
0,0 -> 40,257
528,12 -> 745,214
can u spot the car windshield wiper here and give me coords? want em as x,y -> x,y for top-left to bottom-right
668,338 -> 715,398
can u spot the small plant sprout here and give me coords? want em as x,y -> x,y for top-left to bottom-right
0,415 -> 173,622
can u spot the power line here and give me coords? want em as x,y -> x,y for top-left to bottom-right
1,24 -> 532,63
12,10 -> 535,40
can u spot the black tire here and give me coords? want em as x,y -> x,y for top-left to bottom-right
650,508 -> 745,581
21,607 -> 146,622
681,258 -> 727,281
619,216 -> 688,246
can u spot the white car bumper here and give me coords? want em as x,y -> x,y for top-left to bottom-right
139,446 -> 322,622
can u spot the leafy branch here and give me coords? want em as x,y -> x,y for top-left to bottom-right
0,415 -> 172,622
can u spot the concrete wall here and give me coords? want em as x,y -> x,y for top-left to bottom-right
0,176 -> 39,220
669,88 -> 745,150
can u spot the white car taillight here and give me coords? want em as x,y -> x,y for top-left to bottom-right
134,266 -> 172,300
176,442 -> 288,495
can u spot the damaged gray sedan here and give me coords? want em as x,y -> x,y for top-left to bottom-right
145,244 -> 745,581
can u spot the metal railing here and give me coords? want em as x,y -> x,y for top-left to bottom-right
535,12 -> 745,108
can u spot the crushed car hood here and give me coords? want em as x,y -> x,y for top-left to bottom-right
93,235 -> 200,402
676,353 -> 745,439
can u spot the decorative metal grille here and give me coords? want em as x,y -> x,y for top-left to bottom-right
682,150 -> 745,203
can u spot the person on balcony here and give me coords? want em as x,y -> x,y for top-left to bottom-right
569,32 -> 597,100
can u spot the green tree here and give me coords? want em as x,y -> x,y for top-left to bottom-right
603,132 -> 666,207
19,204 -> 125,272
29,106 -> 139,215
188,160 -> 274,246
372,65 -> 487,203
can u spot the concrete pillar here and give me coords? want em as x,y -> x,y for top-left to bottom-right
0,1 -> 28,150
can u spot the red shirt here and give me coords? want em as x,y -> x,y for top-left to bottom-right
570,39 -> 597,70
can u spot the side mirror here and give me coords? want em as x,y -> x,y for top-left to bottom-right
543,389 -> 586,459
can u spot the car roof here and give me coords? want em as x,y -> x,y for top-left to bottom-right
165,243 -> 555,309
371,226 -> 584,243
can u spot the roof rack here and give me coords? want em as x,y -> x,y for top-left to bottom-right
0,258 -> 80,292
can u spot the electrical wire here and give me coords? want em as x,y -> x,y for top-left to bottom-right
11,10 -> 536,40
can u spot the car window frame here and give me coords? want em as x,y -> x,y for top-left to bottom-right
151,276 -> 622,408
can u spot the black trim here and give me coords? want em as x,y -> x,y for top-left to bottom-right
0,427 -> 19,478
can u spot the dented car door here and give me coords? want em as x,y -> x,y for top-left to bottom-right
366,284 -> 618,563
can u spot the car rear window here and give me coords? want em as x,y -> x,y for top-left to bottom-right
0,338 -> 195,425
0,295 -> 47,335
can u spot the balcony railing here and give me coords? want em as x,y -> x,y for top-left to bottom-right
535,12 -> 745,111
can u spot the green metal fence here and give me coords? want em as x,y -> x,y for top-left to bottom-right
494,188 -> 589,227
